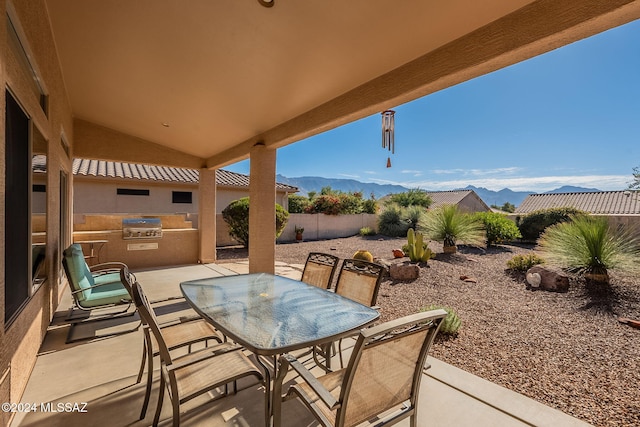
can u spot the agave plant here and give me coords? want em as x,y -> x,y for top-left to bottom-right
420,205 -> 485,253
537,215 -> 640,284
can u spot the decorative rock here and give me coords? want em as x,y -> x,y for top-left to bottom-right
390,262 -> 420,281
392,249 -> 405,258
526,265 -> 569,292
459,275 -> 477,283
526,272 -> 541,288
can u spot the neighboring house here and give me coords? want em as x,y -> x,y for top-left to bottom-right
72,158 -> 298,215
425,190 -> 491,213
514,191 -> 640,229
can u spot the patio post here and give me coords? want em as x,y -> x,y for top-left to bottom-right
198,168 -> 217,263
249,143 -> 276,274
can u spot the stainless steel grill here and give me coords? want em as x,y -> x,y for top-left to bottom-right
122,218 -> 162,239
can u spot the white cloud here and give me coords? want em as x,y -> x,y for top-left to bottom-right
430,167 -> 521,176
399,174 -> 630,192
401,170 -> 422,175
337,173 -> 360,179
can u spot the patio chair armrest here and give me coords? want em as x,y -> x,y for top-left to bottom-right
70,281 -> 132,295
90,262 -> 132,276
280,354 -> 339,410
166,343 -> 241,372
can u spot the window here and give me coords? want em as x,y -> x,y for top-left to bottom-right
172,191 -> 193,204
117,188 -> 150,196
5,90 -> 30,326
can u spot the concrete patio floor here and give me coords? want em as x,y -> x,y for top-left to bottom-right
11,263 -> 591,427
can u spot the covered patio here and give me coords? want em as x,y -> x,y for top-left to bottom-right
12,263 -> 589,427
2,1 -> 640,426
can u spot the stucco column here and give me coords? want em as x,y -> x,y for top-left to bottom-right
198,168 -> 217,263
249,143 -> 276,274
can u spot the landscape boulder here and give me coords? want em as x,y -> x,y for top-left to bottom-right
526,265 -> 570,292
389,262 -> 420,281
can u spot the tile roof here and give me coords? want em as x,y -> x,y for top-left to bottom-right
425,190 -> 475,206
425,190 -> 489,210
71,158 -> 298,191
514,191 -> 640,215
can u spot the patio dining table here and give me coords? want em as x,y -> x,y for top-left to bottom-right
180,273 -> 380,426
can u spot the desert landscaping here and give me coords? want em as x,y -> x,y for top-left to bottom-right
219,235 -> 640,427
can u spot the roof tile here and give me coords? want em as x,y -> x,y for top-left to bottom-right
70,158 -> 297,191
514,191 -> 640,215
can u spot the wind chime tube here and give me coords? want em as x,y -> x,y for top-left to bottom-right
381,110 -> 395,168
381,110 -> 395,153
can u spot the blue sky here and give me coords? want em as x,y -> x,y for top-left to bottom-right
227,20 -> 640,193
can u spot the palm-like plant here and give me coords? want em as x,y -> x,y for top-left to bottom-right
420,205 -> 485,253
537,215 -> 640,284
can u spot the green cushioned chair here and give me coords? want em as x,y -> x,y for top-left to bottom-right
62,243 -> 139,343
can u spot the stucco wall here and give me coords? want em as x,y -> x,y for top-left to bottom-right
1,1 -> 74,421
74,179 -> 290,214
277,213 -> 378,242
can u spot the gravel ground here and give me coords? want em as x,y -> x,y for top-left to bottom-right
218,235 -> 640,427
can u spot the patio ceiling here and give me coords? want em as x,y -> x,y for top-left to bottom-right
44,0 -> 640,169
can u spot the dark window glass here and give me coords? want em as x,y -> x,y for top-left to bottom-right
5,90 -> 30,326
172,191 -> 193,204
33,184 -> 46,192
117,188 -> 150,196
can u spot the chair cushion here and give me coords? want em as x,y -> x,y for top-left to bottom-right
63,244 -> 95,302
82,273 -> 131,307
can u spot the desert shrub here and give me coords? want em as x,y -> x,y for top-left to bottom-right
537,215 -> 640,282
359,226 -> 376,236
377,205 -> 410,237
287,194 -> 310,213
421,305 -> 461,336
362,197 -> 378,214
305,194 -> 342,215
474,211 -> 522,246
221,197 -> 289,247
404,205 -> 426,231
386,189 -> 432,208
338,192 -> 364,214
302,188 -> 375,215
421,205 -> 485,248
517,207 -> 586,241
507,253 -> 545,271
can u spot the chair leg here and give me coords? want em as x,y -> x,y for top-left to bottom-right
137,339 -> 147,384
140,338 -> 154,420
169,378 -> 181,427
153,374 -> 165,427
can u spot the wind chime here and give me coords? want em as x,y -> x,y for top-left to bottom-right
381,110 -> 395,168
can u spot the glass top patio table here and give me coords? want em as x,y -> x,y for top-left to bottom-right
180,273 -> 380,356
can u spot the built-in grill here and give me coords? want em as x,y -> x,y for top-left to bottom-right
122,218 -> 163,239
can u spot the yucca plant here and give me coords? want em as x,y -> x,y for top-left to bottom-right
420,204 -> 485,253
537,215 -> 640,285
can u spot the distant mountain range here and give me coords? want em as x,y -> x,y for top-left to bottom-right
276,175 -> 408,199
277,175 -> 603,207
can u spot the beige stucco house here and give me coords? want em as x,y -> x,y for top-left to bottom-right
514,190 -> 640,230
71,158 -> 298,215
425,190 -> 491,213
2,0 -> 638,421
